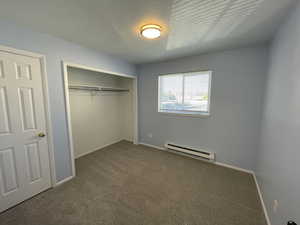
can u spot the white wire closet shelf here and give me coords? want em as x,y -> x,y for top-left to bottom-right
69,85 -> 129,92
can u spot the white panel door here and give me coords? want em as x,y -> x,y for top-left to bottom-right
0,50 -> 51,212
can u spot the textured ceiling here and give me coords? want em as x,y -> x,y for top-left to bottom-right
0,0 -> 296,64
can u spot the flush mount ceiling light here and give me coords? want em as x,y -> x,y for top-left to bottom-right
140,24 -> 162,39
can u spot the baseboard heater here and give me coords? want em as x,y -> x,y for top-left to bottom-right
164,142 -> 215,161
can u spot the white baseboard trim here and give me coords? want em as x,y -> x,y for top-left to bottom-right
253,173 -> 271,225
139,142 -> 214,162
138,142 -> 165,150
139,142 -> 253,173
214,162 -> 254,174
54,175 -> 74,187
54,140 -> 124,187
75,139 -> 124,159
124,138 -> 133,143
138,141 -> 271,225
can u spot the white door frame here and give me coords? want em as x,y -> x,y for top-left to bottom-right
62,61 -> 138,178
0,45 -> 57,187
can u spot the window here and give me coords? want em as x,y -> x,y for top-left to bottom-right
158,71 -> 211,116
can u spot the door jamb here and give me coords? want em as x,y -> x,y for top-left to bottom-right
0,45 -> 57,187
62,61 -> 138,179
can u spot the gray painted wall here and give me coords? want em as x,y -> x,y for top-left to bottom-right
0,21 -> 136,182
138,46 -> 269,170
256,2 -> 300,224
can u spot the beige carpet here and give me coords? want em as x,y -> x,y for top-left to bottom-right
0,141 -> 267,225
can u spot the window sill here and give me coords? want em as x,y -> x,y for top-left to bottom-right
158,110 -> 210,118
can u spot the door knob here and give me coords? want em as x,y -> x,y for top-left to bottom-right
38,132 -> 46,137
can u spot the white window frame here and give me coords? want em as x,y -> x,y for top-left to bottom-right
158,71 -> 212,117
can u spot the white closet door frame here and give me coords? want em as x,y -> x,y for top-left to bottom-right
62,61 -> 138,178
0,44 -> 56,187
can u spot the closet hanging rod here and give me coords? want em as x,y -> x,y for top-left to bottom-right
68,85 -> 129,92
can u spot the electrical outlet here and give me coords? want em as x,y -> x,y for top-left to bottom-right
273,200 -> 279,213
147,133 -> 153,138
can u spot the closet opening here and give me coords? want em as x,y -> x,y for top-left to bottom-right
63,62 -> 138,177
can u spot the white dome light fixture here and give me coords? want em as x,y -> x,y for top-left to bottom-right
140,24 -> 162,39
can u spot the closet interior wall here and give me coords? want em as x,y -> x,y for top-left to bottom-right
67,67 -> 134,158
